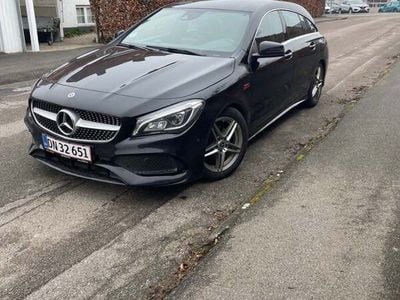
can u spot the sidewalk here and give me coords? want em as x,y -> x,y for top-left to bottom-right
25,32 -> 97,52
315,15 -> 347,23
169,63 -> 400,299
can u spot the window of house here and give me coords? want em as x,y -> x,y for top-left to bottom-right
76,6 -> 94,24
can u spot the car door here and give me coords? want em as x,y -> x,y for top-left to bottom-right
298,15 -> 322,98
247,10 -> 292,130
280,10 -> 311,106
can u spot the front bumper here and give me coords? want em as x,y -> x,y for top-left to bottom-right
25,107 -> 210,186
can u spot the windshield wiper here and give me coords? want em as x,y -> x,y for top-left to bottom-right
118,43 -> 152,51
119,43 -> 204,56
145,45 -> 204,56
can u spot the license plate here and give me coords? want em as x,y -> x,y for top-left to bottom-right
42,134 -> 92,162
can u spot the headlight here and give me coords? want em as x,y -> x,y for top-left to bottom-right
133,99 -> 204,136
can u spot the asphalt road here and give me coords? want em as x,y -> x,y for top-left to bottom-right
1,14 -> 400,299
170,43 -> 400,300
0,48 -> 95,86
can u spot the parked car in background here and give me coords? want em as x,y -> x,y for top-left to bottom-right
325,1 -> 341,14
378,1 -> 400,12
325,3 -> 331,13
340,0 -> 370,13
25,0 -> 329,186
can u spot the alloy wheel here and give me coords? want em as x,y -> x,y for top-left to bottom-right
311,66 -> 324,100
204,116 -> 243,173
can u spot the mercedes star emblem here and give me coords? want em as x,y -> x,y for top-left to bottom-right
67,92 -> 76,98
56,109 -> 79,136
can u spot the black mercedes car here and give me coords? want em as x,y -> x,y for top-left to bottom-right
25,0 -> 328,186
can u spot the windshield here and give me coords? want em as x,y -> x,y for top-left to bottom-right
121,8 -> 250,57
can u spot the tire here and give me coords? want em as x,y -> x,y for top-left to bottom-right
203,107 -> 248,181
303,63 -> 325,108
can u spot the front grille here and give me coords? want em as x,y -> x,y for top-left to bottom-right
34,100 -> 59,113
31,99 -> 121,143
77,110 -> 120,126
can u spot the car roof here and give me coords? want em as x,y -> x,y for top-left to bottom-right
169,0 -> 310,16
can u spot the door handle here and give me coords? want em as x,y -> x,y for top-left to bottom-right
309,42 -> 317,50
284,50 -> 293,60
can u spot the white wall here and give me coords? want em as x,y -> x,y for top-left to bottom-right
0,0 -> 24,53
0,22 -> 4,53
0,20 -> 4,52
61,0 -> 93,28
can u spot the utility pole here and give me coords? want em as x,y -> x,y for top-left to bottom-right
25,0 -> 39,51
56,0 -> 64,41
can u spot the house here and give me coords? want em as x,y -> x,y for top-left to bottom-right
0,0 -> 25,53
0,0 -> 95,53
59,0 -> 95,32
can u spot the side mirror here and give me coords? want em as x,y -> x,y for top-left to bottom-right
114,30 -> 125,39
253,41 -> 285,59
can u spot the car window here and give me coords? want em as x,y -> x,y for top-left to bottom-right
300,15 -> 317,34
255,11 -> 285,46
121,8 -> 250,57
281,11 -> 305,40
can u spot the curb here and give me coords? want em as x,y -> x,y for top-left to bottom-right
25,44 -> 95,54
315,16 -> 348,23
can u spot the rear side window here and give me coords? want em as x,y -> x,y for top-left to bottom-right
281,11 -> 305,40
300,15 -> 317,34
255,11 -> 285,46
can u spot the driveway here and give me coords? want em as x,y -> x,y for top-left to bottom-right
1,13 -> 400,299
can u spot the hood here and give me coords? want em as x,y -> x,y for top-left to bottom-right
43,45 -> 235,100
